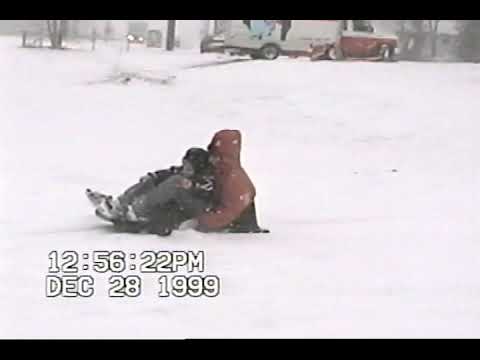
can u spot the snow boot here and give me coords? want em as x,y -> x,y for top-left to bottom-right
86,188 -> 111,208
226,201 -> 270,234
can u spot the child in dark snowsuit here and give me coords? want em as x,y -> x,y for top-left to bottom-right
87,148 -> 215,236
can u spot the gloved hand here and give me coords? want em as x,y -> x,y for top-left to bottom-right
176,177 -> 192,190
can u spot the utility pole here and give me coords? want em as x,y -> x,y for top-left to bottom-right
166,20 -> 176,51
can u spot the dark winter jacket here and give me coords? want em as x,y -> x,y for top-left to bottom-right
117,149 -> 216,236
146,147 -> 215,204
147,165 -> 214,202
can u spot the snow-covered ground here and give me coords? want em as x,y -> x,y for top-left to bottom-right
1,36 -> 480,338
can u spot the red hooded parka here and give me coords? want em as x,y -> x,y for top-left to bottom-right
197,130 -> 256,231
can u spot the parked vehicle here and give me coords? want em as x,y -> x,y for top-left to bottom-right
223,20 -> 399,61
200,34 -> 226,54
127,22 -> 148,44
311,20 -> 399,61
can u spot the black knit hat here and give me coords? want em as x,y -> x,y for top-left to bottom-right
183,148 -> 211,173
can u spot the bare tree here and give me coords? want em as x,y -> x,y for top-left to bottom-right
394,20 -> 439,60
427,20 -> 441,58
166,20 -> 176,51
46,20 -> 69,49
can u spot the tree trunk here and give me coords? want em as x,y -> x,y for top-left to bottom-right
409,20 -> 427,60
430,20 -> 440,59
52,20 -> 58,48
396,21 -> 410,59
166,20 -> 176,51
58,20 -> 68,48
47,20 -> 59,48
46,20 -> 67,49
46,20 -> 54,48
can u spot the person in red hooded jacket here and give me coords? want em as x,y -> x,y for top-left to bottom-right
195,129 -> 268,233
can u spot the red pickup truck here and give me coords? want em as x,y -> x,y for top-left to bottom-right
311,20 -> 399,61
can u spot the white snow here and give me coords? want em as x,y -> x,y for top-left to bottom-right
1,36 -> 480,338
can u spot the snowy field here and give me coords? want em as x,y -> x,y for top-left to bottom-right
1,36 -> 480,338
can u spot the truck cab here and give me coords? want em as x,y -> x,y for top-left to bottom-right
337,20 -> 399,60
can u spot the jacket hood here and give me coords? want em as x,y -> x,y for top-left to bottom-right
208,130 -> 242,164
